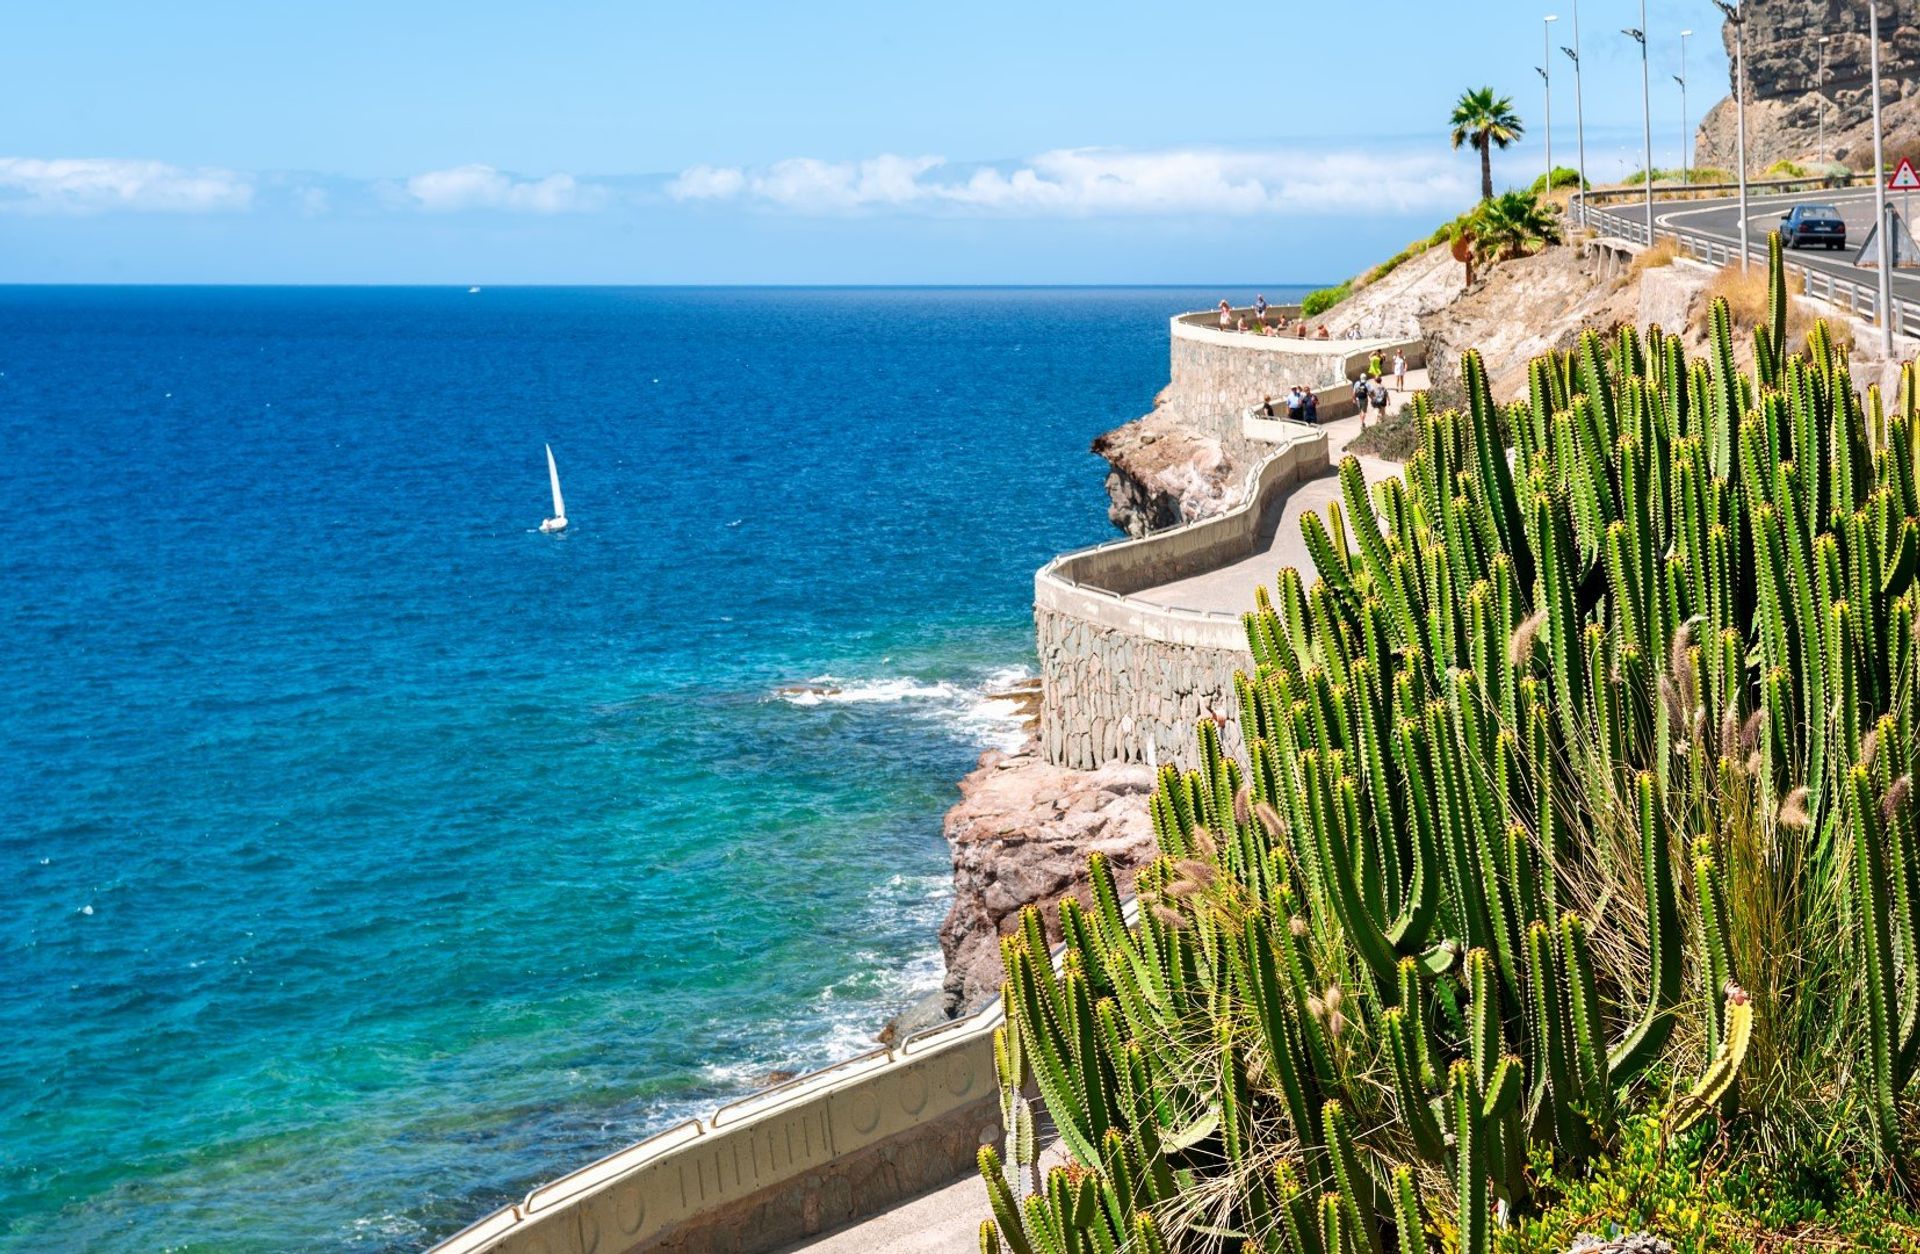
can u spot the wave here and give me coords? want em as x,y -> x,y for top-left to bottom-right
773,666 -> 1036,754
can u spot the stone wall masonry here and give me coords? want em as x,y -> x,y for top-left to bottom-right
1162,317 -> 1426,436
1035,606 -> 1251,772
1033,423 -> 1329,772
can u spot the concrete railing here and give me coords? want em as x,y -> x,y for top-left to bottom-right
435,895 -> 1143,1254
433,1009 -> 1003,1253
1036,421 -> 1327,639
1173,304 -> 1304,331
1033,424 -> 1328,770
1168,313 -> 1422,390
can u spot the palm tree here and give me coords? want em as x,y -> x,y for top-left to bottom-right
1469,190 -> 1562,264
1449,87 -> 1525,201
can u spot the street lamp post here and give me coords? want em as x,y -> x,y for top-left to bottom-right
1562,0 -> 1586,222
1818,36 -> 1832,164
1539,16 -> 1559,193
1677,29 -> 1693,187
1871,0 -> 1895,353
1713,0 -> 1750,270
1625,4 -> 1653,243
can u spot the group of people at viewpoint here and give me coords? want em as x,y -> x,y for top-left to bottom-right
1218,296 -> 1337,340
1227,296 -> 1408,427
1257,348 -> 1407,428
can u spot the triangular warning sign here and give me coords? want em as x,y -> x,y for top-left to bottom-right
1891,157 -> 1920,190
1855,206 -> 1920,268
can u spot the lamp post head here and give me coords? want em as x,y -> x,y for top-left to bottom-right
1711,0 -> 1741,24
1623,27 -> 1645,45
1545,14 -> 1559,21
1681,28 -> 1693,37
1562,44 -> 1579,63
1674,74 -> 1686,88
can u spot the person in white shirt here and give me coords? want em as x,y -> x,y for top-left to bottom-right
1392,351 -> 1408,392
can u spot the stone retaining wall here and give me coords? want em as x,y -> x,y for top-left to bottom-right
1033,424 -> 1328,772
1035,607 -> 1250,772
1163,316 -> 1425,432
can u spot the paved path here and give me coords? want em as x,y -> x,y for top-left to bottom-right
1129,373 -> 1422,616
780,1142 -> 1071,1254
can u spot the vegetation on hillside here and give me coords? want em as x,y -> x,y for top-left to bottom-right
977,235 -> 1920,1252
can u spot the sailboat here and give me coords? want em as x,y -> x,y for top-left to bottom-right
539,444 -> 568,533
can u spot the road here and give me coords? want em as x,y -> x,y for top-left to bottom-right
1590,186 -> 1920,304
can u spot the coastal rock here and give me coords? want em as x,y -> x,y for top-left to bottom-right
938,740 -> 1157,1015
1090,408 -> 1235,536
1697,2 -> 1920,173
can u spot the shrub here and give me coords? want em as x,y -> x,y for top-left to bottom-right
1301,281 -> 1352,317
1763,158 -> 1810,179
1530,166 -> 1587,193
978,232 -> 1920,1253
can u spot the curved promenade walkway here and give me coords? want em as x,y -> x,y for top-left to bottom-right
1132,372 -> 1422,615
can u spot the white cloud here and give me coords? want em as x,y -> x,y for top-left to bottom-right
0,157 -> 253,214
665,146 -> 1472,218
404,164 -> 607,214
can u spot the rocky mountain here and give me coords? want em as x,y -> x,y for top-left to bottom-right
1696,1 -> 1920,171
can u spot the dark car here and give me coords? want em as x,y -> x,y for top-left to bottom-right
1780,203 -> 1847,250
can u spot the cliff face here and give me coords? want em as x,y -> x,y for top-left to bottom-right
1696,2 -> 1920,170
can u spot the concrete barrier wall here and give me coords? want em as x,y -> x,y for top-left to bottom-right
435,1015 -> 1004,1254
1034,425 -> 1328,771
1163,316 -> 1425,424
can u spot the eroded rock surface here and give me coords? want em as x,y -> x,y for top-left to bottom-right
1697,2 -> 1920,172
937,740 -> 1157,1015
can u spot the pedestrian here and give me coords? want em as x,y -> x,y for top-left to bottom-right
1368,375 -> 1389,423
1285,386 -> 1306,421
1218,299 -> 1233,331
1302,387 -> 1320,424
1237,316 -> 1248,333
1253,293 -> 1268,323
1351,374 -> 1369,417
1392,350 -> 1407,392
1369,350 -> 1384,378
1261,394 -> 1277,417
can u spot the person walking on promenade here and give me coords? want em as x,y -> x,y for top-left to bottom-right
1392,350 -> 1407,392
1218,300 -> 1232,331
1285,386 -> 1306,422
1302,386 -> 1320,424
1351,373 -> 1369,419
1369,350 -> 1384,378
1368,375 -> 1390,423
1253,293 -> 1268,324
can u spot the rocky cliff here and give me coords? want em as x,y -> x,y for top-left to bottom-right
1696,1 -> 1920,171
937,740 -> 1157,1014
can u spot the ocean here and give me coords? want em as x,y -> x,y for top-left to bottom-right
0,285 -> 1303,1251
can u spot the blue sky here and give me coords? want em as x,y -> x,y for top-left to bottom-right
1,1 -> 1728,283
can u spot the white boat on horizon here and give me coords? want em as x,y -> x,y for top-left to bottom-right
468,286 -> 482,294
540,444 -> 568,533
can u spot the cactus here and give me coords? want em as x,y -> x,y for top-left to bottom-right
980,238 -> 1920,1249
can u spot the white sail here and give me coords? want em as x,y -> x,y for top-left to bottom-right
545,444 -> 566,520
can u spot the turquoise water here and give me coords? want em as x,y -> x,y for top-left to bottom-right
0,285 -> 1303,1250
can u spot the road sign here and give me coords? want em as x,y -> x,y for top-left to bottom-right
1891,158 -> 1920,190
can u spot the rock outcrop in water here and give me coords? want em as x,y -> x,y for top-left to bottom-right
937,740 -> 1157,1014
1696,1 -> 1920,171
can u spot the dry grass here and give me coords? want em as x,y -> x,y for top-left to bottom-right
1629,239 -> 1680,274
1692,263 -> 1812,344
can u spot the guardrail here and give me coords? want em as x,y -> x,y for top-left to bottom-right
1574,190 -> 1920,339
433,900 -> 1139,1254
